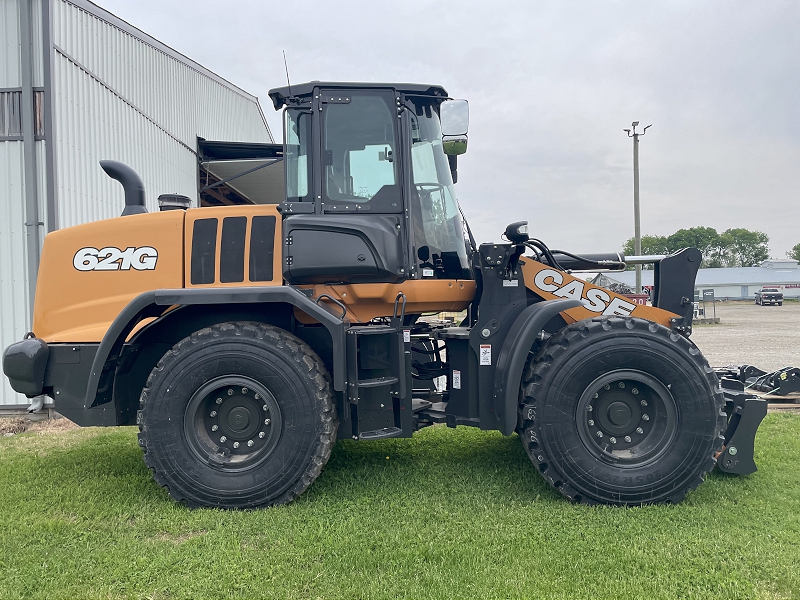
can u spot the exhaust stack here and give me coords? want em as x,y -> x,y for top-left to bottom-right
100,160 -> 147,216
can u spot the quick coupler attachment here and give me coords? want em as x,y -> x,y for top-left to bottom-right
716,378 -> 768,475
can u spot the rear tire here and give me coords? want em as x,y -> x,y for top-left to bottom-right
138,322 -> 337,509
519,317 -> 725,505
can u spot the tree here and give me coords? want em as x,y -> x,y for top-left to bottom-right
666,227 -> 724,268
719,228 -> 769,267
789,243 -> 800,262
621,227 -> 770,269
622,235 -> 670,269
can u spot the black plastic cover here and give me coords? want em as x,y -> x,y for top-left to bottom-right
283,214 -> 405,284
249,215 -> 276,282
191,218 -> 218,284
220,216 -> 247,283
269,81 -> 448,110
2,337 -> 50,397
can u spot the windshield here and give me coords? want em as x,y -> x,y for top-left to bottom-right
285,108 -> 311,202
408,100 -> 470,279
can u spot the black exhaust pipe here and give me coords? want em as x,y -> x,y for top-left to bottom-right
100,160 -> 147,216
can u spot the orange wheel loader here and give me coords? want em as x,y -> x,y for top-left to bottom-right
3,82 -> 766,508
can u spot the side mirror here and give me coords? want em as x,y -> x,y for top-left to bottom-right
440,99 -> 469,155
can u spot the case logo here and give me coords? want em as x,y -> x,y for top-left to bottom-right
532,268 -> 637,316
73,246 -> 158,271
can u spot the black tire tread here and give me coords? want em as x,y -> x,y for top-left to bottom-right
137,321 -> 337,509
519,316 -> 726,506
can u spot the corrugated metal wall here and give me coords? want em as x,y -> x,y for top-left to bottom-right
0,0 -> 21,87
51,0 -> 272,227
1,0 -> 42,406
1,0 -> 272,406
0,142 -> 33,406
0,0 -> 43,87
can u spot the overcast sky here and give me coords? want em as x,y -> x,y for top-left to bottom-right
102,0 -> 800,257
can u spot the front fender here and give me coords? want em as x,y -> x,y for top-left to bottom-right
492,299 -> 582,435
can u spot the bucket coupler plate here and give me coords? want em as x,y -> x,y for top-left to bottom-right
717,378 -> 767,475
715,364 -> 800,396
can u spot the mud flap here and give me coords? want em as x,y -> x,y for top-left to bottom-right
716,380 -> 768,475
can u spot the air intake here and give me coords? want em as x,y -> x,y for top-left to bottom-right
158,194 -> 192,211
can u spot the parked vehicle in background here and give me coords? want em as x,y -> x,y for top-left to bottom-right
755,287 -> 783,306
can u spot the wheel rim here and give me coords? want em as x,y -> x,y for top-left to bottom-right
183,375 -> 283,472
575,369 -> 677,467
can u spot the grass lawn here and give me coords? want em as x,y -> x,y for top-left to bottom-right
1,415 -> 799,599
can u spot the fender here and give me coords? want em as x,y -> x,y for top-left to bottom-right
85,286 -> 347,409
492,298 -> 583,435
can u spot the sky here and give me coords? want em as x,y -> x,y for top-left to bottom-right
101,0 -> 800,257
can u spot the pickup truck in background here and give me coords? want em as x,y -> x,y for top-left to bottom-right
754,287 -> 784,306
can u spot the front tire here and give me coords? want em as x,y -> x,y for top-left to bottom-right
138,322 -> 337,509
519,317 -> 725,505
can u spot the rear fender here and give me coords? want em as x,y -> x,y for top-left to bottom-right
86,287 -> 348,410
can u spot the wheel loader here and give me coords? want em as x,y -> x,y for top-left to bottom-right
3,81 -> 766,508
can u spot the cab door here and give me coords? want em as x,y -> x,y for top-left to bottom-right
283,88 -> 409,285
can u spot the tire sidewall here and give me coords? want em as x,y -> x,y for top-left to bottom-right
525,320 -> 721,504
141,325 -> 330,507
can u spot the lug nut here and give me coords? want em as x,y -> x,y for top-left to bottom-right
210,410 -> 217,417
640,399 -> 648,406
233,441 -> 240,448
587,405 -> 593,411
263,405 -> 268,411
631,388 -> 639,395
242,387 -> 248,394
212,425 -> 218,432
265,418 -> 271,425
609,437 -> 617,444
259,431 -> 266,439
604,384 -> 610,390
247,440 -> 254,447
588,420 -> 595,426
624,435 -> 631,442
220,436 -> 227,443
642,414 -> 650,421
593,393 -> 598,399
596,431 -> 603,438
618,382 -> 625,389
636,427 -> 644,434
227,389 -> 234,396
216,398 -> 223,405
255,394 -> 261,400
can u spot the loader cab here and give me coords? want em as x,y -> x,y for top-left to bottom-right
269,82 -> 472,285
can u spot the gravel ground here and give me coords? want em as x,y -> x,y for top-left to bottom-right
691,300 -> 800,372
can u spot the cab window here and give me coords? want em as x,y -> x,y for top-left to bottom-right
321,92 -> 402,212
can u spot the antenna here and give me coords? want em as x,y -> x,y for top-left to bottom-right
283,50 -> 293,97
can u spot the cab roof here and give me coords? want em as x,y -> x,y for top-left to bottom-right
268,81 -> 448,110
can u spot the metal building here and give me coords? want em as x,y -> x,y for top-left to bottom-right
605,259 -> 800,301
1,0 -> 272,407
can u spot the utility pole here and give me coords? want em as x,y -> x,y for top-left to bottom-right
624,121 -> 651,294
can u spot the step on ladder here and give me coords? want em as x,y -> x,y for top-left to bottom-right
346,293 -> 410,440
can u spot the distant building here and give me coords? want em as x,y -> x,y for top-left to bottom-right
607,259 -> 800,300
1,0 -> 272,406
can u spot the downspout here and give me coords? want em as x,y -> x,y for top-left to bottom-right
19,0 -> 42,316
42,0 -> 57,233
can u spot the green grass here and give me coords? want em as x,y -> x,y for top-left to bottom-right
1,416 -> 799,600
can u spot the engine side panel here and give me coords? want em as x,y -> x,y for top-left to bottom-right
32,211 -> 185,342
